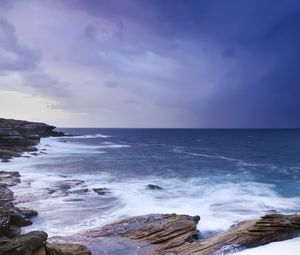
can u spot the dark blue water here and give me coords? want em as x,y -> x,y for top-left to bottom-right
4,129 -> 300,238
58,128 -> 300,197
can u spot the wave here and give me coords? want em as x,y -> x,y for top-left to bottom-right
173,148 -> 261,167
6,158 -> 300,238
65,134 -> 111,139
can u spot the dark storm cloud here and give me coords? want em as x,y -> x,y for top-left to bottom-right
2,0 -> 300,127
68,0 -> 300,127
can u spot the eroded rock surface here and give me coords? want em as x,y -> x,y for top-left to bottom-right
46,243 -> 92,255
52,213 -> 300,255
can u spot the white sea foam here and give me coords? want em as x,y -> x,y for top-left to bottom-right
18,174 -> 300,237
235,237 -> 300,255
36,137 -> 130,155
65,134 -> 111,139
173,148 -> 263,167
2,134 -> 300,255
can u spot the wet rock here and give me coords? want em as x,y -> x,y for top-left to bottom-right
0,231 -> 47,254
9,210 -> 32,227
47,188 -> 56,194
0,171 -> 21,186
56,180 -> 85,192
64,198 -> 83,202
146,184 -> 163,190
93,187 -> 109,195
68,188 -> 89,194
17,207 -> 38,219
46,243 -> 91,255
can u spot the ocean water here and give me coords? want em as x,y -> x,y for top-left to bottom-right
1,129 -> 300,254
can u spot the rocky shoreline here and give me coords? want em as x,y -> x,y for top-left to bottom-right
1,118 -> 300,254
0,118 -> 64,162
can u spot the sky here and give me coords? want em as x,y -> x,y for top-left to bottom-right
0,0 -> 300,128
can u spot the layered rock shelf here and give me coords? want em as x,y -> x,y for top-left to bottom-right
52,213 -> 300,255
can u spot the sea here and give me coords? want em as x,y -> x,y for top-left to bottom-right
1,128 -> 300,254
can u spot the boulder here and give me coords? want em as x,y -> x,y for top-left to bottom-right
46,243 -> 91,255
0,231 -> 47,255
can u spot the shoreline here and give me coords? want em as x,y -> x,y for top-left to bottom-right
1,118 -> 300,254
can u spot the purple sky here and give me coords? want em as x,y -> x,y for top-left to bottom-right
1,0 -> 300,127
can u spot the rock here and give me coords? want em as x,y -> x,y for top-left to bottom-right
68,188 -> 89,194
146,184 -> 163,190
189,213 -> 300,255
93,188 -> 109,195
33,246 -> 47,255
0,171 -> 21,186
0,118 -> 65,161
0,231 -> 47,255
46,243 -> 91,255
9,210 -> 32,227
6,225 -> 21,238
17,207 -> 38,219
0,171 -> 35,239
55,214 -> 200,254
54,213 -> 300,255
57,180 -> 85,192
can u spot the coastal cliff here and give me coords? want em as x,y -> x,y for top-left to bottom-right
0,118 -> 91,255
0,118 -> 64,162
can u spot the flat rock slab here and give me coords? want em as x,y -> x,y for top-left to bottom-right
51,213 -> 300,255
46,243 -> 91,255
50,214 -> 200,254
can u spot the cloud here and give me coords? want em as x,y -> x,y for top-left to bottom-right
0,15 -> 69,100
104,80 -> 119,88
22,71 -> 69,98
1,0 -> 300,127
0,18 -> 39,72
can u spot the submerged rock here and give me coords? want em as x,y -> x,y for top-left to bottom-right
146,184 -> 163,190
17,207 -> 38,219
68,188 -> 89,194
93,187 -> 110,195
